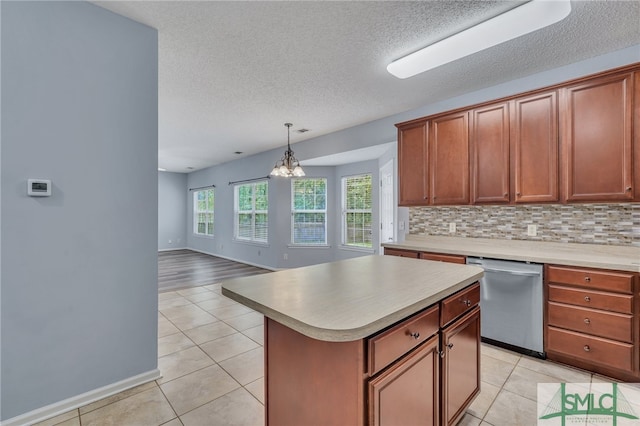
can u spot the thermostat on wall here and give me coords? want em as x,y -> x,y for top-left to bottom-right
27,179 -> 52,197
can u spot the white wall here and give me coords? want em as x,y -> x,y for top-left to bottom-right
1,1 -> 158,421
159,171 -> 188,250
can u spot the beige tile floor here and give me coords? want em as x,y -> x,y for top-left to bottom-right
35,283 -> 634,426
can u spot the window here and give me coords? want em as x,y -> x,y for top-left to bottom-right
291,178 -> 327,245
342,174 -> 373,248
193,188 -> 214,236
234,181 -> 268,243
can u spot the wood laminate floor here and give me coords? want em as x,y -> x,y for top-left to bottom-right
158,249 -> 271,291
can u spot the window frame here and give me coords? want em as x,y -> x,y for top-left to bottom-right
290,177 -> 328,246
193,188 -> 215,237
341,173 -> 373,250
234,180 -> 269,244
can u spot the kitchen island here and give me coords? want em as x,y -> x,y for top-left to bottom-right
222,255 -> 484,426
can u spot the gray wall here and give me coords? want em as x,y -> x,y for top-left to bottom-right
186,44 -> 640,268
186,155 -> 387,269
159,171 -> 188,250
1,1 -> 158,421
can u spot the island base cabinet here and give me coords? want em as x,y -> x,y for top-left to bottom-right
441,306 -> 481,426
264,283 -> 481,426
368,334 -> 440,426
265,318 -> 365,426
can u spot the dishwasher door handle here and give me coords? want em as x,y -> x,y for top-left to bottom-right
482,267 -> 541,277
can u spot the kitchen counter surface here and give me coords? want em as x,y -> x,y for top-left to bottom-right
383,236 -> 640,272
221,255 -> 483,342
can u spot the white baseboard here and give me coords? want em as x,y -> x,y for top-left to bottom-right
1,369 -> 161,426
158,247 -> 188,252
187,247 -> 278,271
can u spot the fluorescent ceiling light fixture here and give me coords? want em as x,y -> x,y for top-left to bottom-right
387,0 -> 572,79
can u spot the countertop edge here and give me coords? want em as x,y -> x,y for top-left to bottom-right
382,238 -> 640,273
222,271 -> 483,342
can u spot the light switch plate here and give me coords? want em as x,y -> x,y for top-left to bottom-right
527,224 -> 537,236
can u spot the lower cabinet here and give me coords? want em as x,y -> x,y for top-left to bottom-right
385,248 -> 466,265
369,334 -> 440,426
266,282 -> 481,426
367,283 -> 480,426
441,307 -> 481,426
545,264 -> 639,381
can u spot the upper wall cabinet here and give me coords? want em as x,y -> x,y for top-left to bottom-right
511,91 -> 559,203
398,121 -> 429,206
396,63 -> 639,207
562,72 -> 634,202
430,112 -> 470,205
471,102 -> 510,204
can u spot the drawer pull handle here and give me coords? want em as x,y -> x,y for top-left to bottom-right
584,296 -> 591,302
584,318 -> 590,324
584,345 -> 590,352
408,332 -> 420,340
461,299 -> 471,307
584,276 -> 591,282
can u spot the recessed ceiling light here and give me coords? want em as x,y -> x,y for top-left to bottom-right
158,167 -> 166,171
234,151 -> 243,155
387,0 -> 572,79
297,128 -> 310,134
186,167 -> 194,170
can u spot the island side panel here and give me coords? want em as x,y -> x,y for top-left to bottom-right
265,318 -> 366,426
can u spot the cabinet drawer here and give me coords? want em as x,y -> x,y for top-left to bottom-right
548,284 -> 633,314
440,282 -> 480,327
384,248 -> 419,259
547,302 -> 633,343
547,326 -> 634,372
547,265 -> 633,294
368,305 -> 439,376
419,252 -> 466,264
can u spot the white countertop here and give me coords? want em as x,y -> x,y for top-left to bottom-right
383,236 -> 640,273
221,255 -> 483,342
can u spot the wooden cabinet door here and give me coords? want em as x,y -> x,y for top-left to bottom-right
430,112 -> 470,205
398,121 -> 428,206
562,72 -> 633,201
512,91 -> 559,203
635,71 -> 640,202
471,102 -> 510,203
384,248 -> 419,258
368,334 -> 439,426
441,306 -> 480,426
419,252 -> 466,264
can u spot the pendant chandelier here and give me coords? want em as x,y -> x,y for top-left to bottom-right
270,123 -> 305,177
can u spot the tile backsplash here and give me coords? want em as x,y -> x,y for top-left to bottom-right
409,203 -> 640,247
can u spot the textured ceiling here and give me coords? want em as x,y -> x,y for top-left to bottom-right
93,1 -> 640,172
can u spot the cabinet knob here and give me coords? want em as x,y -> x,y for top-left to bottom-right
583,345 -> 590,352
503,193 -> 508,197
584,296 -> 591,302
446,343 -> 454,350
584,276 -> 591,282
626,187 -> 632,191
408,332 -> 420,340
516,192 -> 521,197
584,318 -> 590,324
461,299 -> 471,307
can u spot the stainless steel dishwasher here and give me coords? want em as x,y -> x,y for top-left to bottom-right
467,257 -> 544,357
